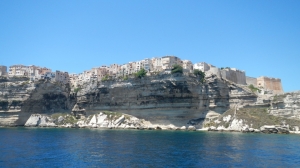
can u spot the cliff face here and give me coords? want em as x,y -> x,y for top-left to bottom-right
76,74 -> 257,127
0,78 -> 72,126
203,92 -> 300,132
0,78 -> 33,126
0,74 -> 258,127
269,91 -> 300,119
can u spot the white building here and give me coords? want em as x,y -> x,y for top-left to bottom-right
128,62 -> 137,75
34,67 -> 52,80
142,58 -> 151,72
134,58 -> 152,73
193,62 -> 209,72
8,65 -> 28,77
135,61 -> 142,72
41,70 -> 69,84
193,62 -> 221,77
43,72 -> 56,81
8,64 -> 53,81
109,64 -> 121,77
151,57 -> 162,72
82,70 -> 93,82
120,64 -> 130,77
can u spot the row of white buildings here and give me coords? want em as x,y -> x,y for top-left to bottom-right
0,65 -> 69,84
0,55 -> 249,87
68,56 -> 248,88
68,56 -> 194,87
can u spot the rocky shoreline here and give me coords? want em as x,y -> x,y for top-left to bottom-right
1,112 -> 292,135
2,124 -> 300,135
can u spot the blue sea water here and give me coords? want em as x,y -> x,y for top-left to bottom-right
0,128 -> 300,168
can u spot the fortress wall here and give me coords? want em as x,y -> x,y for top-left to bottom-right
246,76 -> 257,87
221,70 -> 230,82
257,76 -> 283,94
221,69 -> 246,85
236,70 -> 246,85
206,66 -> 221,78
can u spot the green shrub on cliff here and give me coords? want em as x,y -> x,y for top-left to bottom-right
135,68 -> 147,78
171,65 -> 183,74
193,69 -> 205,83
123,76 -> 129,80
74,87 -> 81,93
21,81 -> 30,85
101,75 -> 109,81
249,84 -> 260,93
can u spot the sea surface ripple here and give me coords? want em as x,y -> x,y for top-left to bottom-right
0,127 -> 300,168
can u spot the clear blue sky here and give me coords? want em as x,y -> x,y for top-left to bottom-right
0,0 -> 299,92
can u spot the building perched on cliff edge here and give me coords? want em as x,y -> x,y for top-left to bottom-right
8,65 -> 28,77
151,57 -> 163,72
161,56 -> 182,70
193,62 -> 221,78
55,71 -> 69,84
